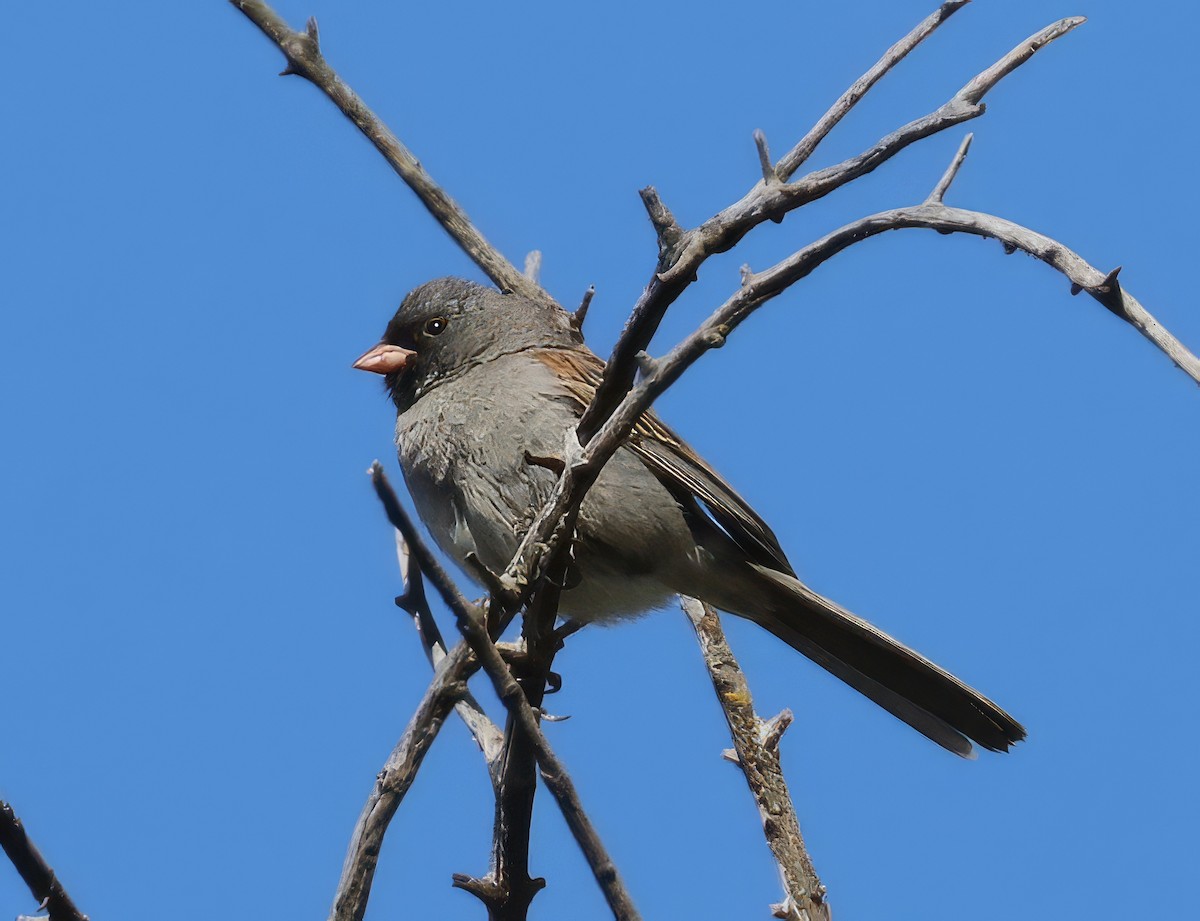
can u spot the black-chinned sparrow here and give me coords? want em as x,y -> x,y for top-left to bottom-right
355,278 -> 1025,757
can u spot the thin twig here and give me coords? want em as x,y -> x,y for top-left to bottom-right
328,642 -> 482,921
926,132 -> 973,204
0,801 -> 89,921
369,464 -> 641,921
681,598 -> 827,921
228,0 -> 549,306
753,129 -> 778,184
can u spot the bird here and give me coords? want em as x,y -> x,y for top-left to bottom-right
353,277 -> 1025,757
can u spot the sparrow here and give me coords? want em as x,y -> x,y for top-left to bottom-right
354,277 -> 1025,757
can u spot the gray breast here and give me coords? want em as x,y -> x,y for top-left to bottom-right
394,352 -> 696,621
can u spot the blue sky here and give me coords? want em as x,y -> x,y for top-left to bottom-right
2,1 -> 1197,918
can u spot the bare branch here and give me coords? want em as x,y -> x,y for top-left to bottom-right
1,801 -> 89,921
368,464 -> 642,921
228,0 -> 550,305
329,642 -> 481,921
681,598 -> 827,921
579,14 -> 1084,444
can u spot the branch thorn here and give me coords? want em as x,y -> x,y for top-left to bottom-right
721,748 -> 741,765
572,284 -> 595,330
305,15 -> 320,47
760,709 -> 794,752
754,129 -> 780,184
740,264 -> 754,287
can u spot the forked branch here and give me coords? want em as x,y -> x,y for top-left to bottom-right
579,12 -> 1086,442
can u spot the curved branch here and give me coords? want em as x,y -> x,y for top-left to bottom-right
228,0 -> 550,306
736,205 -> 1200,386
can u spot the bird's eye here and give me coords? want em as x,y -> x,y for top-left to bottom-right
423,317 -> 448,337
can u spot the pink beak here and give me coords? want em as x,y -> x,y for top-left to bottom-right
352,343 -> 416,375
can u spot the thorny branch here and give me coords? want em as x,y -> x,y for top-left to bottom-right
682,598 -> 828,921
0,801 -> 88,921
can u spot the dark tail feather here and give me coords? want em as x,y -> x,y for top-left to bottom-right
747,565 -> 1025,757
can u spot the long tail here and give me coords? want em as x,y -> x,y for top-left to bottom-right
744,565 -> 1025,757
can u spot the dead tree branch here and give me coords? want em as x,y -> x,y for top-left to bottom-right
681,598 -> 827,921
228,0 -> 550,307
579,13 -> 1085,442
368,464 -> 640,921
730,136 -> 1200,385
0,801 -> 88,921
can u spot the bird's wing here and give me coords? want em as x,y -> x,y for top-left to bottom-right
533,347 -> 794,575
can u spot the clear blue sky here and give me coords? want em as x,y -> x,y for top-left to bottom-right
3,2 -> 1197,919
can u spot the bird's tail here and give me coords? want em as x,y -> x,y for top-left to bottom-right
739,565 -> 1025,757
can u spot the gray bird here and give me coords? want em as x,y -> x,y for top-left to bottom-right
354,277 -> 1025,757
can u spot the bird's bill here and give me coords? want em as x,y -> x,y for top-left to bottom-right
352,343 -> 416,374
